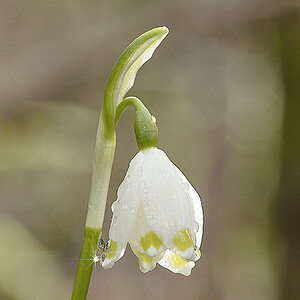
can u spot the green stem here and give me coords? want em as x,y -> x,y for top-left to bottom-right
115,97 -> 158,150
71,114 -> 116,300
71,227 -> 101,300
114,96 -> 145,124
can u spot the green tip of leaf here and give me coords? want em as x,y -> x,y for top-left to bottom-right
151,25 -> 169,36
101,26 -> 169,139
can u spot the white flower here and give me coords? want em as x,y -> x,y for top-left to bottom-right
102,148 -> 203,276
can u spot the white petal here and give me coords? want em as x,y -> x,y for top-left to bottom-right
131,246 -> 165,273
139,148 -> 196,261
129,202 -> 166,258
102,152 -> 144,269
158,250 -> 195,276
174,166 -> 203,249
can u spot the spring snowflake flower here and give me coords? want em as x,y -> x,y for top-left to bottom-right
102,148 -> 203,276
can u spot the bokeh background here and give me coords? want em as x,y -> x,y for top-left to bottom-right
0,1 -> 299,300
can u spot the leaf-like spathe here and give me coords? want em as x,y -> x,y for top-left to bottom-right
102,26 -> 169,134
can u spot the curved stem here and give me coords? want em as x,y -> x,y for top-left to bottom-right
115,97 -> 158,150
115,96 -> 145,125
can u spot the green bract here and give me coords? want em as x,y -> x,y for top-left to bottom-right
102,26 -> 169,139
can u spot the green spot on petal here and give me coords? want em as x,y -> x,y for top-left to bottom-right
140,231 -> 162,251
105,240 -> 118,259
173,228 -> 194,252
169,252 -> 189,268
138,251 -> 154,265
197,249 -> 201,259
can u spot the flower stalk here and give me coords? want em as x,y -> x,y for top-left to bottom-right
71,27 -> 169,300
115,96 -> 158,150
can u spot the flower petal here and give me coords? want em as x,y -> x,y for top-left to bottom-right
131,247 -> 165,273
102,152 -> 144,269
129,202 -> 166,258
158,250 -> 195,276
139,148 -> 196,261
174,165 -> 203,248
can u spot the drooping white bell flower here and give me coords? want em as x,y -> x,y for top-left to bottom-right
102,147 -> 203,276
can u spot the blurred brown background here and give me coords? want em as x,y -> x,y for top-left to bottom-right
0,1 -> 299,300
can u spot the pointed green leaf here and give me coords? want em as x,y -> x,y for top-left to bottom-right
101,26 -> 169,138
